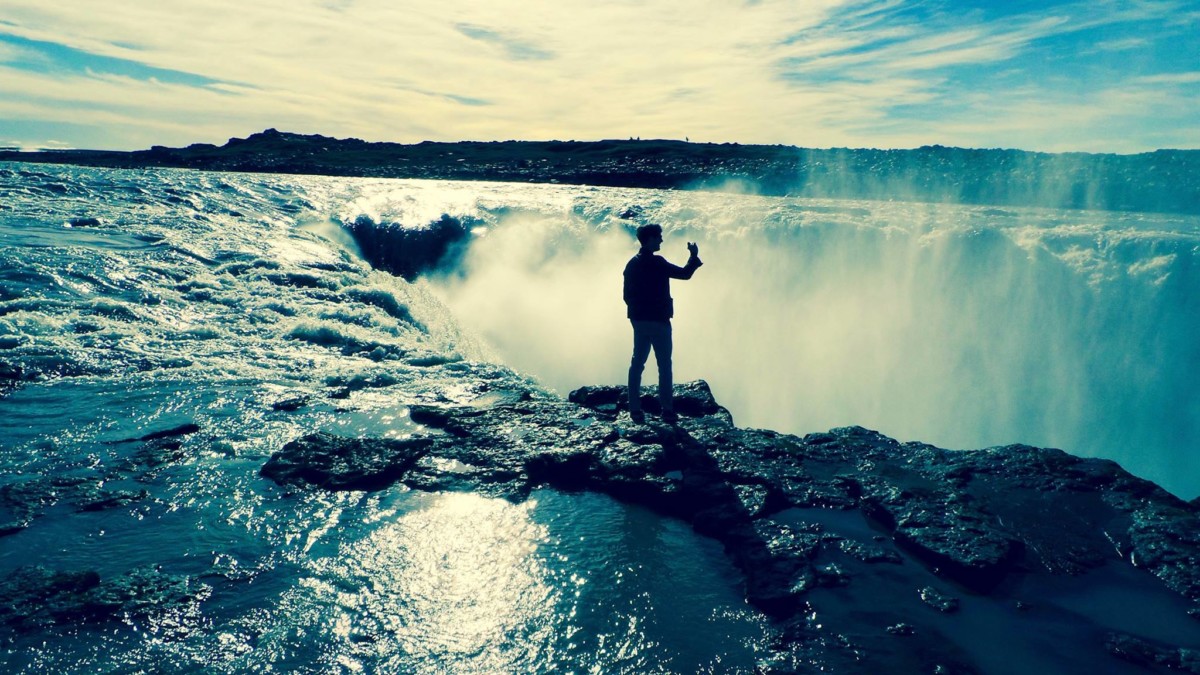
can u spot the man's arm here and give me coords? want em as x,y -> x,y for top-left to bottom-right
662,242 -> 703,279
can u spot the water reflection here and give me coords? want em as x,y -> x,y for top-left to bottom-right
272,490 -> 769,673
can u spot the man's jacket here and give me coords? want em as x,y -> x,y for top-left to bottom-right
623,249 -> 702,321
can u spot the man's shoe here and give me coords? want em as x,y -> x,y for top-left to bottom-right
662,410 -> 678,425
629,410 -> 646,424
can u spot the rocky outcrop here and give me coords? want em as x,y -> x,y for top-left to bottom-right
343,213 -> 472,282
0,565 -> 209,632
0,361 -> 25,398
0,423 -> 205,536
258,379 -> 1200,672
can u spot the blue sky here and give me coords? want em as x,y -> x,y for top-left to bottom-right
0,0 -> 1197,152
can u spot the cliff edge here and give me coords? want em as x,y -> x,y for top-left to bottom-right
258,379 -> 1200,673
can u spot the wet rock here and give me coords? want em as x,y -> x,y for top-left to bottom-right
261,432 -> 435,491
732,483 -> 771,517
0,360 -> 25,397
346,213 -> 471,282
919,586 -> 960,613
571,380 -> 734,425
0,477 -> 58,536
815,563 -> 851,588
887,623 -> 916,636
567,384 -> 623,414
891,506 -> 1023,591
837,538 -> 903,564
0,567 -> 99,630
0,565 -> 207,632
270,394 -> 311,411
858,476 -> 1023,591
76,487 -> 150,512
257,379 -> 1200,667
131,437 -> 189,469
112,423 -> 202,444
725,519 -> 822,616
1106,633 -> 1200,673
1126,504 -> 1200,600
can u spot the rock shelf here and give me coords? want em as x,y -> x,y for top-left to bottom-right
259,379 -> 1200,673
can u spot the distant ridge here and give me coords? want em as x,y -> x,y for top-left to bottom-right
3,128 -> 1198,215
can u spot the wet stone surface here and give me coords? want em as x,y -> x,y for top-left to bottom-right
257,379 -> 1200,673
0,565 -> 209,633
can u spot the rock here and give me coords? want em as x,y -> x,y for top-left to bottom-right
0,567 -> 100,630
271,394 -> 311,411
111,423 -> 201,444
260,432 -> 435,491
837,538 -> 903,564
0,478 -> 58,536
569,380 -> 733,424
0,360 -> 25,397
919,586 -> 960,613
76,488 -> 150,512
815,562 -> 851,587
1106,633 -> 1200,673
567,384 -> 623,412
130,438 -> 188,469
255,379 -> 1200,668
734,519 -> 820,616
1126,504 -> 1200,600
0,565 -> 207,632
887,623 -> 915,636
346,213 -> 471,282
858,477 -> 1023,591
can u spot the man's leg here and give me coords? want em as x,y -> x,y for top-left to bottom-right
628,321 -> 653,416
649,321 -> 673,416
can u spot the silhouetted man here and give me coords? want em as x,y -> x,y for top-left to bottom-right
623,223 -> 702,424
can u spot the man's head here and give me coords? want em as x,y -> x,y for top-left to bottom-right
636,224 -> 663,251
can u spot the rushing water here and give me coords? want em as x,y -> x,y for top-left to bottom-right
1,162 -> 1197,672
413,179 -> 1200,499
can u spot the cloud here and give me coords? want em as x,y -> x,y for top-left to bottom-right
0,32 -> 224,87
1136,71 -> 1200,85
0,0 -> 1194,152
1090,37 -> 1149,53
454,23 -> 555,61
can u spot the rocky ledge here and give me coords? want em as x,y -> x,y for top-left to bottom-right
260,380 -> 1200,673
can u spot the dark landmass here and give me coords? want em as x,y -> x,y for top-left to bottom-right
4,128 -> 1199,215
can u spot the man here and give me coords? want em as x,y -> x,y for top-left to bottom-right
623,223 -> 703,424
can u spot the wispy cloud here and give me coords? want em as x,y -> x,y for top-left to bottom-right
455,23 -> 554,61
1090,37 -> 1149,53
1136,71 -> 1200,85
0,32 -> 223,87
0,0 -> 1194,152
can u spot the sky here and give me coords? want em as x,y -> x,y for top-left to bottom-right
0,0 -> 1198,153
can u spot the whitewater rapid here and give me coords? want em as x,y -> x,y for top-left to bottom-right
3,162 -> 1198,497
390,178 -> 1199,500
